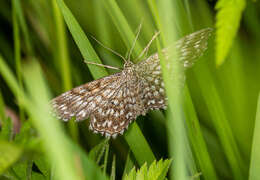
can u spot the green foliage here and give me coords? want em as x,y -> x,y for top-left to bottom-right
123,159 -> 171,180
215,0 -> 246,66
0,141 -> 22,174
0,118 -> 13,141
0,0 -> 260,179
249,94 -> 260,180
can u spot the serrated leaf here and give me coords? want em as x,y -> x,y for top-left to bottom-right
136,163 -> 148,180
215,0 -> 246,66
123,159 -> 171,180
124,167 -> 136,180
0,141 -> 23,174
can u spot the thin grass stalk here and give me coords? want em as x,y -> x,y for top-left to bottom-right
12,0 -> 25,122
249,93 -> 260,180
51,0 -> 79,143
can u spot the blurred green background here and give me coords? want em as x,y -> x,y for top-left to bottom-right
0,0 -> 260,179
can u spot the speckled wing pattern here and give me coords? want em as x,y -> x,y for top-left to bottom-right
51,28 -> 212,138
136,28 -> 213,111
51,70 -> 146,138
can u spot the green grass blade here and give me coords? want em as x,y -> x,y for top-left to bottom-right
12,0 -> 33,55
22,62 -> 82,180
122,151 -> 135,179
89,139 -> 109,164
193,63 -> 246,179
184,87 -> 218,180
110,155 -> 116,180
56,0 -> 108,79
157,1 -> 189,179
0,117 -> 12,141
249,93 -> 260,180
102,0 -> 142,61
147,0 -> 162,30
124,122 -> 156,166
0,91 -> 5,121
51,0 -> 72,91
103,143 -> 109,174
12,0 -> 25,122
0,55 -> 22,98
157,39 -> 188,180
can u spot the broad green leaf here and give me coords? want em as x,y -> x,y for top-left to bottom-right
215,0 -> 246,66
0,141 -> 23,174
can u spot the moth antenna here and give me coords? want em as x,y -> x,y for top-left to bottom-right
127,21 -> 143,61
135,31 -> 160,61
84,60 -> 122,71
90,35 -> 127,63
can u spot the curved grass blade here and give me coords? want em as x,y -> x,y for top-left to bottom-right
56,0 -> 108,80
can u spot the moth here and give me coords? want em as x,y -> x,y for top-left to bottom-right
51,28 -> 212,138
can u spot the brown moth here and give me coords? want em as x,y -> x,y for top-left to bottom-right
51,28 -> 212,138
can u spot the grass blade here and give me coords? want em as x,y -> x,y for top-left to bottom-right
56,0 -> 108,79
12,0 -> 25,122
249,93 -> 260,180
110,155 -> 116,180
184,87 -> 217,180
102,0 -> 142,60
157,1 -> 189,179
193,62 -> 246,179
124,122 -> 156,166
